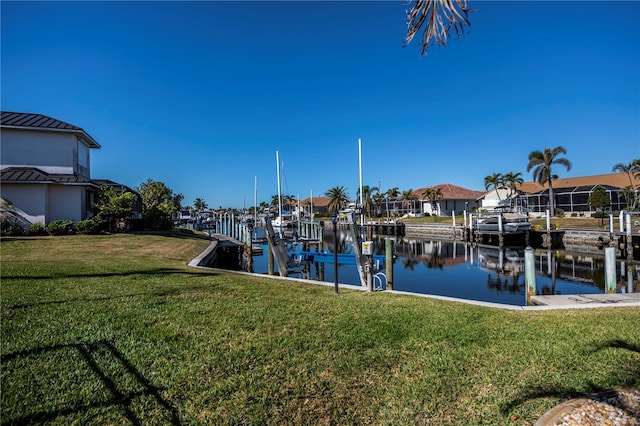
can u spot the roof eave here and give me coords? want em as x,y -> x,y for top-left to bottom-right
1,125 -> 101,149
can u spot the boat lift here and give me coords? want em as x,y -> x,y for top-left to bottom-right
264,211 -> 388,290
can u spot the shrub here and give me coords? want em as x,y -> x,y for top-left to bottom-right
76,219 -> 100,234
555,208 -> 565,218
29,223 -> 47,236
592,211 -> 607,219
1,220 -> 25,236
45,219 -> 75,236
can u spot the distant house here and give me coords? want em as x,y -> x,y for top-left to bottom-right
478,187 -> 513,211
515,173 -> 638,215
299,196 -> 330,215
412,184 -> 484,216
0,111 -> 132,227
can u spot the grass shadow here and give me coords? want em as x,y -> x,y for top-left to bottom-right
501,339 -> 640,418
2,339 -> 181,425
1,267 -> 220,281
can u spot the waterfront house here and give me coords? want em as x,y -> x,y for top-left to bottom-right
412,184 -> 484,216
516,173 -> 638,215
299,196 -> 330,216
0,111 -> 133,227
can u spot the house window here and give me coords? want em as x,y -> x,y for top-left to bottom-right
78,141 -> 89,177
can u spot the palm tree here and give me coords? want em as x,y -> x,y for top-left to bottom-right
193,198 -> 207,213
421,187 -> 443,216
282,194 -> 295,212
405,0 -> 473,56
386,187 -> 400,199
399,189 -> 418,215
385,187 -> 400,217
484,173 -> 503,201
502,171 -> 524,206
357,184 -> 379,219
527,146 -> 572,217
372,191 -> 385,218
612,159 -> 640,209
325,186 -> 350,214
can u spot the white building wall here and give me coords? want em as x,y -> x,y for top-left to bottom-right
0,183 -> 48,224
480,188 -> 511,210
48,185 -> 85,223
0,129 -> 82,176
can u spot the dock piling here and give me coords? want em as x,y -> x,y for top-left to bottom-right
604,247 -> 616,294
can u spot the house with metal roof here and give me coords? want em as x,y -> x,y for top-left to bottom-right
478,172 -> 639,215
1,111 -> 103,225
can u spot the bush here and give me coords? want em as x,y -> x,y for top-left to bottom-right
45,219 -> 75,236
76,219 -> 100,234
29,223 -> 47,236
1,220 -> 25,236
592,211 -> 607,219
555,208 -> 565,218
570,212 -> 578,217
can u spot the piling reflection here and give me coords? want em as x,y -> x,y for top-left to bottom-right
250,229 -> 640,304
370,235 -> 640,296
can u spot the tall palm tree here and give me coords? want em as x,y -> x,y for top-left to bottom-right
357,184 -> 379,219
325,186 -> 350,214
372,191 -> 385,218
405,0 -> 473,56
421,187 -> 443,216
502,171 -> 524,206
399,189 -> 418,214
527,146 -> 572,217
193,198 -> 207,213
612,159 -> 640,209
385,187 -> 400,199
484,173 -> 504,201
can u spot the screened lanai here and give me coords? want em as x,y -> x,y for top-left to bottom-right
517,184 -> 630,214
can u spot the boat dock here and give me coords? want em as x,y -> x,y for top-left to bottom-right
530,293 -> 640,307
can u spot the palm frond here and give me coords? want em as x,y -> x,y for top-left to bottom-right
405,0 -> 472,56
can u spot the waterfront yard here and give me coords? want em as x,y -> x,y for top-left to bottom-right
1,233 -> 639,425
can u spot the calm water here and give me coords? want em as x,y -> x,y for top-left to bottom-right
249,229 -> 640,306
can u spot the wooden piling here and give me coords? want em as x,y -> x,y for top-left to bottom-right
268,243 -> 274,275
385,238 -> 394,290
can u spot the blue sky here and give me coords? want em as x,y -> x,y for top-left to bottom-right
2,1 -> 639,209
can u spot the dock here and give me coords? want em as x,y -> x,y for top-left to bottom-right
530,293 -> 640,307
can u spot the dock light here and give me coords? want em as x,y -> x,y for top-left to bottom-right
332,212 -> 338,294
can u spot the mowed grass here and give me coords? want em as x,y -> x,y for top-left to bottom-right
1,233 -> 639,425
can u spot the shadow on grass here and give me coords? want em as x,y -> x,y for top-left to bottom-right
2,340 -> 181,425
2,267 -> 219,281
501,339 -> 640,418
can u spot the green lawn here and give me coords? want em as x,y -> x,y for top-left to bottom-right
1,233 -> 639,425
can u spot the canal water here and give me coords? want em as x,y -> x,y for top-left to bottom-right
250,229 -> 640,306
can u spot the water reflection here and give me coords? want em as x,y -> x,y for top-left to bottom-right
250,229 -> 640,305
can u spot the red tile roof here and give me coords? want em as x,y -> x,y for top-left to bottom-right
299,196 -> 330,207
412,183 -> 485,200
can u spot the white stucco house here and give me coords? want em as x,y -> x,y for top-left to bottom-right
0,111 -> 102,225
411,184 -> 485,216
478,187 -> 513,211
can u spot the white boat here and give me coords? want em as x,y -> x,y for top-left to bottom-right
474,212 -> 531,233
272,213 -> 293,229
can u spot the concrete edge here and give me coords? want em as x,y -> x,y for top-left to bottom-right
187,240 -> 218,268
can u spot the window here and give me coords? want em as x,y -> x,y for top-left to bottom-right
78,140 -> 89,176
